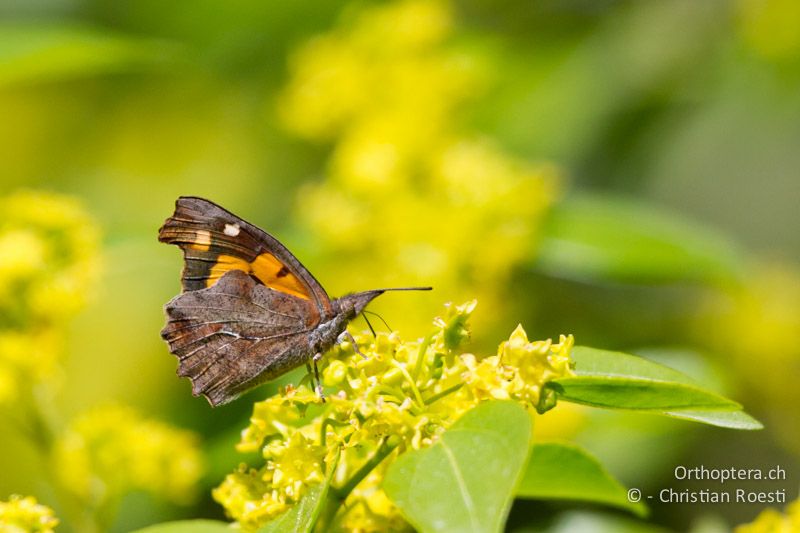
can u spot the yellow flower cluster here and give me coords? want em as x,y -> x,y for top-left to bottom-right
0,495 -> 58,533
54,404 -> 203,507
214,301 -> 574,531
0,190 -> 205,530
735,499 -> 800,533
463,325 -> 574,409
707,264 -> 800,362
335,468 -> 413,533
0,190 -> 100,404
0,190 -> 99,325
279,0 -> 559,333
280,0 -> 465,144
699,263 -> 800,451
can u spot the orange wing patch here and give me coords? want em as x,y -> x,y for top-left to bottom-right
206,253 -> 311,300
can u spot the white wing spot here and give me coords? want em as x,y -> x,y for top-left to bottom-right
224,223 -> 241,237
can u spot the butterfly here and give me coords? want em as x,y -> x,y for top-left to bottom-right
158,196 -> 430,406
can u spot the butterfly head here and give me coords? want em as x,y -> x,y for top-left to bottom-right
333,290 -> 386,319
333,286 -> 432,319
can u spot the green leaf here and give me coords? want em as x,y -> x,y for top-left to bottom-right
130,520 -> 232,533
256,484 -> 326,533
383,401 -> 532,533
0,23 -> 178,86
556,346 -> 739,410
661,409 -> 763,430
554,376 -> 739,410
568,346 -> 698,385
517,442 -> 646,517
257,449 -> 340,533
535,194 -> 744,284
554,347 -> 761,429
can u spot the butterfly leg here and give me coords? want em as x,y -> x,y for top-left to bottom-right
361,312 -> 377,337
338,331 -> 367,360
312,353 -> 326,402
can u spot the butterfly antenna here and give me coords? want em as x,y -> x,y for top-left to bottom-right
364,309 -> 392,331
362,312 -> 377,338
378,286 -> 433,292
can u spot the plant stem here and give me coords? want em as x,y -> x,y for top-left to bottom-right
411,333 -> 434,382
320,417 -> 349,447
424,382 -> 464,405
311,450 -> 342,532
331,437 -> 398,502
390,360 -> 425,409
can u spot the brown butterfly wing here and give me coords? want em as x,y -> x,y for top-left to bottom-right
158,196 -> 332,323
161,269 -> 315,406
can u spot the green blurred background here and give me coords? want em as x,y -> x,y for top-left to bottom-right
1,0 -> 799,531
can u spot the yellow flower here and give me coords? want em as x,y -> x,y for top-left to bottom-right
0,495 -> 58,533
54,404 -> 203,506
350,0 -> 452,52
462,325 -> 574,408
213,466 -> 283,531
215,301 -> 573,531
266,432 -> 326,499
0,190 -> 100,401
237,385 -> 322,453
279,0 -> 461,143
0,331 -> 60,383
278,0 -> 560,334
1,190 -> 100,299
339,467 -> 413,533
735,498 -> 800,532
0,230 -> 46,280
